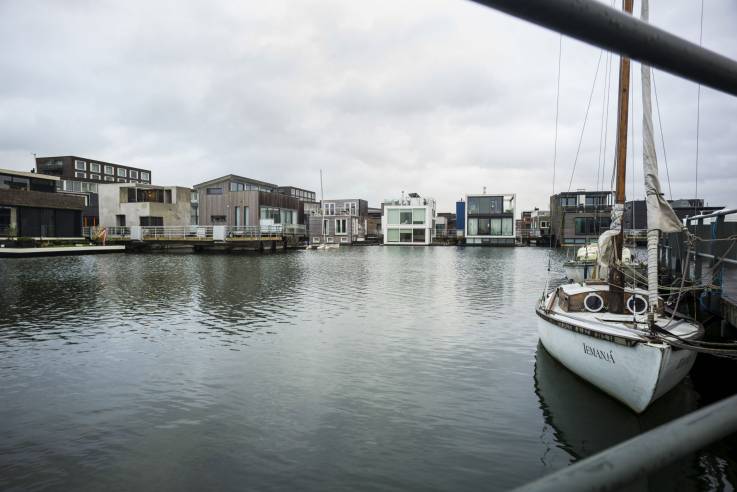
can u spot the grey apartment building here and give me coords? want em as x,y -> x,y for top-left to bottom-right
193,174 -> 307,229
35,155 -> 152,227
549,190 -> 613,247
309,199 -> 369,245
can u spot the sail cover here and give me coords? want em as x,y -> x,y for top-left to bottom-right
641,1 -> 683,234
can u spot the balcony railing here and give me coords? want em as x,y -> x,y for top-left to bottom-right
87,224 -> 306,241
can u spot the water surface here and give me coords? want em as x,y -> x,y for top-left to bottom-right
0,247 -> 734,491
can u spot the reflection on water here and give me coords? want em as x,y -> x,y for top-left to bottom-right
0,248 -> 734,491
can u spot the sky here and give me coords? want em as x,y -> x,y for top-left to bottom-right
1,0 -> 735,216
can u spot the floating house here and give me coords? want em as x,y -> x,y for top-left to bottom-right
0,168 -> 84,238
193,174 -> 306,229
549,190 -> 612,247
382,193 -> 436,245
464,193 -> 516,246
309,199 -> 369,245
98,183 -> 192,227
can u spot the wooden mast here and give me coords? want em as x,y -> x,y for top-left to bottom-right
608,0 -> 634,314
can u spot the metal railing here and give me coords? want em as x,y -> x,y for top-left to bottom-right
512,394 -> 737,492
88,224 -> 306,242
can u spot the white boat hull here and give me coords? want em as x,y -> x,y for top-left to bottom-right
536,312 -> 697,413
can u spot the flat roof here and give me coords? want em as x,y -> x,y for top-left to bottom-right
36,155 -> 151,173
0,168 -> 59,181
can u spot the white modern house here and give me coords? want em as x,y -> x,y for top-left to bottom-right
98,183 -> 192,227
465,192 -> 516,246
382,193 -> 436,245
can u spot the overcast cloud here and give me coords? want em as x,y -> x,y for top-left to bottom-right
1,0 -> 735,214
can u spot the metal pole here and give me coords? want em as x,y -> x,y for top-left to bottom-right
511,394 -> 737,492
468,0 -> 737,97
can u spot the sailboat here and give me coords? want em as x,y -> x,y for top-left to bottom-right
314,169 -> 339,250
563,243 -> 645,283
536,0 -> 702,413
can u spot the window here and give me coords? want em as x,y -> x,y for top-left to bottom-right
260,207 -> 281,224
74,171 -> 86,178
388,209 -> 400,225
74,160 -> 86,170
211,215 -> 226,223
230,182 -> 245,192
412,229 -> 425,243
117,168 -> 127,177
116,215 -> 126,227
387,229 -> 400,242
540,221 -> 549,228
326,236 -> 334,243
324,202 -> 335,215
312,237 -> 321,244
400,210 -> 413,224
104,165 -> 114,175
468,218 -> 478,236
479,218 -> 492,235
104,176 -> 115,182
502,218 -> 514,236
586,195 -> 607,206
81,182 -> 98,193
335,219 -> 347,235
140,216 -> 163,226
340,237 -> 349,243
140,171 -> 150,181
117,178 -> 126,183
206,187 -> 223,195
560,196 -> 577,207
235,206 -> 241,226
412,208 -> 425,224
323,219 -> 329,234
399,229 -> 412,242
575,217 -> 597,235
244,206 -> 249,225
90,162 -> 101,173
90,174 -> 101,180
129,170 -> 139,179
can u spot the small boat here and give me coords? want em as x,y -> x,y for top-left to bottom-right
563,243 -> 645,283
536,282 -> 701,413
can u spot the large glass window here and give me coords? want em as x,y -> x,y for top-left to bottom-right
399,229 -> 412,242
117,168 -> 127,177
140,216 -> 163,226
387,229 -> 399,242
230,182 -> 245,192
586,195 -> 607,206
480,218 -> 492,235
467,218 -> 478,236
575,217 -> 596,235
412,208 -> 425,224
335,218 -> 347,234
129,170 -> 139,179
90,162 -> 101,173
560,196 -> 577,207
0,174 -> 29,190
400,210 -> 413,224
104,165 -> 114,175
388,209 -> 400,224
413,229 -> 425,243
206,187 -> 223,195
235,206 -> 241,226
502,218 -> 514,236
140,171 -> 150,181
74,160 -> 86,170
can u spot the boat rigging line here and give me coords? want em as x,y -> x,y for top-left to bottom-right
694,0 -> 705,215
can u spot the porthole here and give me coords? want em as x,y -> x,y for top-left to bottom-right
627,295 -> 648,315
584,293 -> 604,313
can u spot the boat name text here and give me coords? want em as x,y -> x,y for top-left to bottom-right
582,342 -> 615,364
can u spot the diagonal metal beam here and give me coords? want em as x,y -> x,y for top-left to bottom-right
469,0 -> 737,97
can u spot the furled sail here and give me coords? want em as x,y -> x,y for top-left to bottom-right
641,0 -> 682,234
641,0 -> 684,310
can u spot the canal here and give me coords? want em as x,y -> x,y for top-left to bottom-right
0,247 -> 734,491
